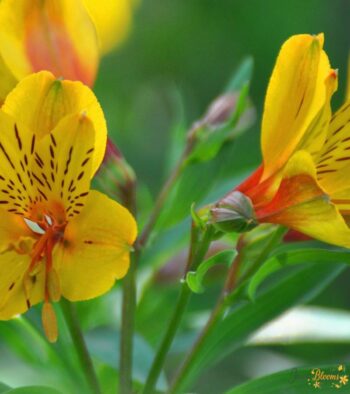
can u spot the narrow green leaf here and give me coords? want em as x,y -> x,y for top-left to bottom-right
3,387 -> 62,394
248,248 -> 350,301
225,364 -> 350,393
172,263 -> 345,392
226,82 -> 250,129
86,329 -> 168,391
190,203 -> 206,230
0,384 -> 10,393
225,57 -> 254,92
186,249 -> 237,293
249,306 -> 350,345
157,142 -> 241,229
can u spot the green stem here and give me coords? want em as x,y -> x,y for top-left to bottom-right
119,137 -> 194,393
141,226 -> 214,394
138,141 -> 194,248
142,282 -> 191,394
169,300 -> 226,394
120,183 -> 137,394
120,252 -> 137,394
238,225 -> 287,284
61,299 -> 101,394
169,225 -> 287,393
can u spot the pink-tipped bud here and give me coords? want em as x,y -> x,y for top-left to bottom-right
203,93 -> 239,127
97,138 -> 136,204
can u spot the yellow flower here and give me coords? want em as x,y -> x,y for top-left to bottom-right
340,375 -> 349,385
0,71 -> 137,341
83,0 -> 133,56
0,0 -> 133,101
234,34 -> 350,248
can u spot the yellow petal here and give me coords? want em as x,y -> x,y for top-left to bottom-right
0,0 -> 99,86
2,71 -> 107,175
30,112 -> 95,222
315,99 -> 350,196
0,251 -> 44,320
330,188 -> 350,215
0,55 -> 17,104
56,190 -> 137,301
261,34 -> 331,179
84,0 -> 132,55
0,110 -> 36,216
256,150 -> 350,248
0,210 -> 34,253
297,69 -> 338,157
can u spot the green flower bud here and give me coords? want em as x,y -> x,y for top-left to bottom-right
211,191 -> 258,233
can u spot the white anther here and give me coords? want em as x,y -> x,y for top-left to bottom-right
24,218 -> 46,235
45,215 -> 53,226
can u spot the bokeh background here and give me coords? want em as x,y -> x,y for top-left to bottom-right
95,1 -> 350,392
96,0 -> 350,192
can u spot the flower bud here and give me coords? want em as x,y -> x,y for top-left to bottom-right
187,92 -> 255,147
211,191 -> 258,233
97,138 -> 136,205
203,93 -> 238,127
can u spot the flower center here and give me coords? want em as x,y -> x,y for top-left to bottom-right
23,213 -> 67,342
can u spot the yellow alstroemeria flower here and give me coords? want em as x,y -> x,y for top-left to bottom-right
234,34 -> 350,248
0,71 -> 137,341
84,0 -> 133,56
0,0 -> 133,101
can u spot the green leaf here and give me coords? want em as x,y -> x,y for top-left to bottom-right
0,384 -> 10,393
190,203 -> 206,230
0,313 -> 81,393
225,364 -> 350,393
86,328 -> 168,391
225,57 -> 254,92
248,306 -> 350,345
3,387 -> 62,394
172,263 -> 345,392
186,250 -> 237,293
157,142 -> 242,229
248,248 -> 350,301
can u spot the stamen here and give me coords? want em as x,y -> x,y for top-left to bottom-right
47,269 -> 61,302
42,302 -> 58,343
45,215 -> 53,226
24,218 -> 46,234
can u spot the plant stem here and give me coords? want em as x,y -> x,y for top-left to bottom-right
141,226 -> 214,394
61,299 -> 101,394
119,136 -> 194,393
142,282 -> 191,394
138,141 -> 194,248
120,183 -> 137,394
120,253 -> 137,394
238,225 -> 287,284
169,225 -> 286,393
168,253 -> 240,394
